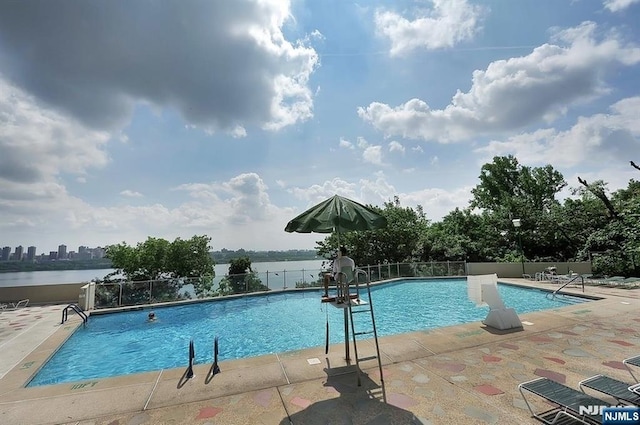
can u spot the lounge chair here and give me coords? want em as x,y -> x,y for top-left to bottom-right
624,355 -> 640,383
519,377 -> 607,424
579,375 -> 640,406
6,299 -> 29,310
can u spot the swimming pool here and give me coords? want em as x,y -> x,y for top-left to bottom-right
29,279 -> 588,386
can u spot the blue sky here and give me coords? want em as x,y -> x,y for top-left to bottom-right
0,0 -> 639,254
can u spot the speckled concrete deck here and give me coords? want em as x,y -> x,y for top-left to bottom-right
0,279 -> 638,425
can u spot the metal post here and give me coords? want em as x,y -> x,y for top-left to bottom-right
344,309 -> 350,361
283,270 -> 287,290
517,232 -> 525,275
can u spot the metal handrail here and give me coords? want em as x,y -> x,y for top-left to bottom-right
548,274 -> 585,300
61,303 -> 88,325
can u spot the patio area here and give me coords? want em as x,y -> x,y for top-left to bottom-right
0,279 -> 638,425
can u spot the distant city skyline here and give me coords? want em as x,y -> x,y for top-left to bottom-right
0,243 -> 106,261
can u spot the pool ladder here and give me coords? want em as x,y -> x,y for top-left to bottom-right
347,269 -> 386,403
61,303 -> 88,326
546,274 -> 585,302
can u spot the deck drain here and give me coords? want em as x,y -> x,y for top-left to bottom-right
521,321 -> 534,326
307,358 -> 321,365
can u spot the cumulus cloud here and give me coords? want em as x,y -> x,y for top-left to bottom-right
0,172 -> 320,252
375,0 -> 485,56
603,0 -> 640,12
288,174 -> 472,221
475,96 -> 640,168
120,190 -> 143,198
0,0 -> 319,133
229,126 -> 248,139
175,173 -> 274,225
358,21 -> 640,142
339,137 -> 354,149
389,141 -> 405,153
0,78 -> 110,185
363,145 -> 384,165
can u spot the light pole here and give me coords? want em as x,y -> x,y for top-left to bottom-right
512,218 -> 525,276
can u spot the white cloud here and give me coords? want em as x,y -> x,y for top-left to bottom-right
358,21 -> 640,142
400,186 -> 474,220
475,96 -> 640,168
357,137 -> 369,149
288,175 -> 473,222
430,156 -> 439,165
0,0 -> 319,133
603,0 -> 640,12
412,146 -> 425,153
389,140 -> 405,153
363,145 -> 384,165
288,178 -> 358,204
120,190 -> 143,198
229,125 -> 248,138
339,137 -> 354,149
375,0 -> 485,56
0,78 -> 110,186
0,172 -> 323,252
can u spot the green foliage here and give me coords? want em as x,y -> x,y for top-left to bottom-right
218,256 -> 269,295
103,235 -> 215,298
315,196 -> 430,266
310,156 -> 639,278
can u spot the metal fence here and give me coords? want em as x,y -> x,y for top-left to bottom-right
93,261 -> 466,309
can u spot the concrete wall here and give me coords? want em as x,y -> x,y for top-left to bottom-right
0,283 -> 84,305
467,262 -> 591,278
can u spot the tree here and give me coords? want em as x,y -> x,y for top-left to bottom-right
218,256 -> 268,294
469,155 -> 567,262
471,155 -> 565,215
577,179 -> 640,276
315,196 -> 430,266
103,235 -> 216,300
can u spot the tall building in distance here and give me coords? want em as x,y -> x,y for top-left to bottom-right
1,246 -> 10,261
57,244 -> 67,260
14,245 -> 24,261
27,246 -> 37,261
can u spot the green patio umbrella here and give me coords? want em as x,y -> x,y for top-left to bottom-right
284,194 -> 387,239
285,194 -> 387,357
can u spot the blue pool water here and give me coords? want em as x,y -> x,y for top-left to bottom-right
29,279 -> 587,386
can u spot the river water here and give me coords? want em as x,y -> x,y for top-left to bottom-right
0,260 -> 328,288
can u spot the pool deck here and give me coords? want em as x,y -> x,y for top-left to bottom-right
1,279 -> 639,425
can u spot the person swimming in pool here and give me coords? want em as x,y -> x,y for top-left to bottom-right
147,311 -> 157,322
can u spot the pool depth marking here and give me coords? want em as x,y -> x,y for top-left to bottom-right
71,381 -> 99,390
20,361 -> 35,370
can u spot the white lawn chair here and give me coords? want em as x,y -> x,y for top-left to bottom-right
7,299 -> 29,310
